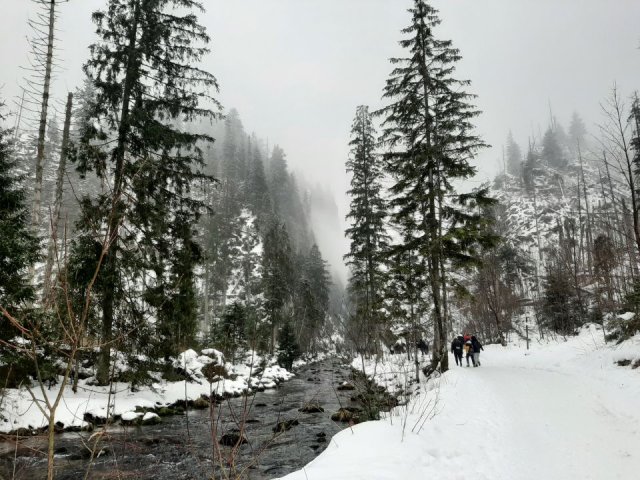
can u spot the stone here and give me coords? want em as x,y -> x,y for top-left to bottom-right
272,419 -> 299,433
299,402 -> 324,413
337,382 -> 355,391
141,413 -> 161,425
219,433 -> 248,447
191,397 -> 210,409
331,407 -> 361,423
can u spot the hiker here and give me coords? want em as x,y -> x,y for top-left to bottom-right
416,339 -> 429,357
464,339 -> 475,367
471,335 -> 484,367
451,336 -> 463,366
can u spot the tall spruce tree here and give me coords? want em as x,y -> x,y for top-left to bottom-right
506,131 -> 522,175
541,125 -> 566,168
73,0 -> 221,383
248,138 -> 270,219
296,243 -> 330,353
344,105 -> 389,353
0,102 -> 40,341
262,222 -> 294,353
569,111 -> 587,153
377,0 -> 490,372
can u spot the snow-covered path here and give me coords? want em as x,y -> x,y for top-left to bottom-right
279,327 -> 640,480
461,365 -> 638,479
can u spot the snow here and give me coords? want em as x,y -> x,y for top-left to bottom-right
142,412 -> 159,422
278,325 -> 640,480
617,311 -> 635,322
121,411 -> 142,422
0,349 -> 294,433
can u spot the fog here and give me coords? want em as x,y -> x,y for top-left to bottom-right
1,0 -> 639,281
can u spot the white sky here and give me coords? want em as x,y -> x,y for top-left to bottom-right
1,0 -> 640,272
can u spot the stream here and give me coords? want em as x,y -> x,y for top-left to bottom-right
0,358 -> 362,479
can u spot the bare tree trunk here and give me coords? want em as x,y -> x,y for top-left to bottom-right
532,184 -> 543,262
33,0 -> 57,229
13,88 -> 26,141
577,169 -> 585,270
43,92 -> 72,302
578,143 -> 594,275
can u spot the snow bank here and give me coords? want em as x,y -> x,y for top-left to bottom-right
351,353 -> 418,396
0,348 -> 294,434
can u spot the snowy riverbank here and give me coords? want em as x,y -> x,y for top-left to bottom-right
0,349 -> 294,435
278,325 -> 640,480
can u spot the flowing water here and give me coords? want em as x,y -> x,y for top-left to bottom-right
0,358 -> 360,479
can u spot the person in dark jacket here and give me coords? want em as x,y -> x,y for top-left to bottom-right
416,339 -> 429,357
450,337 -> 463,366
470,335 -> 484,367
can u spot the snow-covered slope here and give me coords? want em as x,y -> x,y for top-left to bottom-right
494,158 -> 612,263
278,326 -> 640,480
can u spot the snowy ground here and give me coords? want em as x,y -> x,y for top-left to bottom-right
0,349 -> 294,434
278,325 -> 640,480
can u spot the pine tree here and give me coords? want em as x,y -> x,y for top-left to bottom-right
222,109 -> 248,185
506,131 -> 522,175
268,146 -> 290,216
277,320 -> 300,370
248,138 -> 270,219
296,243 -> 331,353
377,0 -> 491,372
73,0 -> 221,383
262,222 -> 294,353
267,146 -> 309,248
522,142 -> 538,192
569,111 -> 587,153
344,105 -> 389,353
0,102 -> 40,337
541,126 -> 566,168
218,302 -> 246,363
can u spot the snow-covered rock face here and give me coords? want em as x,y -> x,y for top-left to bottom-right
493,157 -> 613,272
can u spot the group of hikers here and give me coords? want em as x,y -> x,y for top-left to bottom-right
451,333 -> 484,367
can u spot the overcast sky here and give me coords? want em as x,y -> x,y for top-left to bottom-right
1,0 -> 639,273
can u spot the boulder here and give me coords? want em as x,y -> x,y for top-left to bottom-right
219,433 -> 248,447
331,407 -> 361,423
156,407 -> 176,416
299,402 -> 324,413
141,413 -> 161,426
191,396 -> 210,409
337,382 -> 355,391
273,419 -> 299,433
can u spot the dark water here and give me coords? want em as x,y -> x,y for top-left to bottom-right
0,359 -> 358,479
